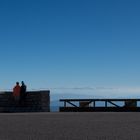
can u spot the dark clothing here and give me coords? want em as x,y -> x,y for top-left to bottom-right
20,84 -> 27,103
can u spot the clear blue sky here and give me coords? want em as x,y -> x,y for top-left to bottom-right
1,0 -> 140,95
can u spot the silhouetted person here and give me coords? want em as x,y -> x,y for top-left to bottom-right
20,81 -> 27,104
13,82 -> 21,102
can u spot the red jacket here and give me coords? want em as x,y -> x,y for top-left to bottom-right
13,85 -> 21,96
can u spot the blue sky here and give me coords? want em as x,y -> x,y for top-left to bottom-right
1,0 -> 140,96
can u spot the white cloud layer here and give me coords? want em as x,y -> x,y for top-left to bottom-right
50,86 -> 140,97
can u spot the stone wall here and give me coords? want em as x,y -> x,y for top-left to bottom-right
0,90 -> 50,112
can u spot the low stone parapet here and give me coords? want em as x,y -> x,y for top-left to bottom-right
0,90 -> 50,112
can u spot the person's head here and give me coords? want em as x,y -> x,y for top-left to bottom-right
16,82 -> 19,85
21,81 -> 24,85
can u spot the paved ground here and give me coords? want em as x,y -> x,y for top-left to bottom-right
0,112 -> 140,140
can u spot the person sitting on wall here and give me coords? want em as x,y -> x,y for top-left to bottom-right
19,81 -> 27,104
13,82 -> 21,102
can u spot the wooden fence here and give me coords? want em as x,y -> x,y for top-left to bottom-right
60,99 -> 140,112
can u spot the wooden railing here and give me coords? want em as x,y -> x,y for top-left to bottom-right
59,99 -> 140,112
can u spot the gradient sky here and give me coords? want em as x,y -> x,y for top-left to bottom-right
1,0 -> 140,96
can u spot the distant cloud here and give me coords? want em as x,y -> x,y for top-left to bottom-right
117,87 -> 140,93
50,86 -> 140,97
50,86 -> 118,91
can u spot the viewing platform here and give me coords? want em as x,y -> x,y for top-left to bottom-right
59,98 -> 140,112
0,90 -> 50,113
